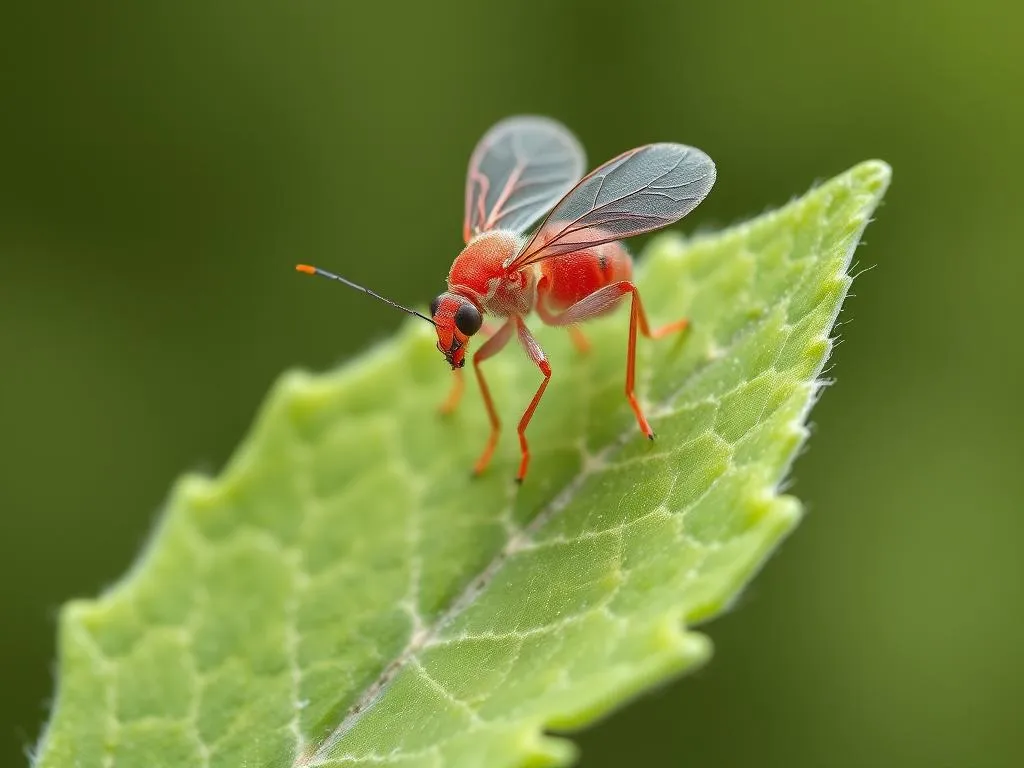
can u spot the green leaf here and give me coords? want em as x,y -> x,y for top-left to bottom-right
34,160 -> 891,768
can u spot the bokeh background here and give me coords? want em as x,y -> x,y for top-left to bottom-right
2,1 -> 1021,766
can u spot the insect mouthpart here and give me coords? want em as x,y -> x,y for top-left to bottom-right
441,337 -> 466,369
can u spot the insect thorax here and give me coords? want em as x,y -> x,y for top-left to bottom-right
448,230 -> 534,317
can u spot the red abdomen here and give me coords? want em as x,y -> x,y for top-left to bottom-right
539,241 -> 633,312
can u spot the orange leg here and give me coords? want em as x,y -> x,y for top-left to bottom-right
625,287 -> 688,437
438,368 -> 464,415
538,281 -> 688,439
469,319 -> 516,476
438,321 -> 497,416
512,318 -> 552,482
568,325 -> 591,355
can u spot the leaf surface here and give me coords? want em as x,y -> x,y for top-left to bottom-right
35,161 -> 891,768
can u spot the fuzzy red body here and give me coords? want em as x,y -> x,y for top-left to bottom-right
536,242 -> 633,313
447,231 -> 633,320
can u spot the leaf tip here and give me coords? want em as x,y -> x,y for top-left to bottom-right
849,159 -> 893,198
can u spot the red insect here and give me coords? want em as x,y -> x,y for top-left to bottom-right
297,116 -> 716,482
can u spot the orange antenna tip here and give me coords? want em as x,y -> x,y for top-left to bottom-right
292,262 -> 437,326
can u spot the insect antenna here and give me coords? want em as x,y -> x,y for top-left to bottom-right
295,264 -> 436,326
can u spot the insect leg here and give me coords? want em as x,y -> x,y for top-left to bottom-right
470,318 -> 516,476
438,368 -> 465,416
624,285 -> 687,438
513,317 -> 552,482
567,326 -> 591,355
439,322 -> 499,416
541,281 -> 689,439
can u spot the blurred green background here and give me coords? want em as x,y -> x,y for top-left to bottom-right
2,1 -> 1021,766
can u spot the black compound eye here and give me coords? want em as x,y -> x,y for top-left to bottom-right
429,295 -> 443,318
454,302 -> 483,336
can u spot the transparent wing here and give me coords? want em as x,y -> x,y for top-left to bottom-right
463,116 -> 586,243
504,143 -> 716,271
